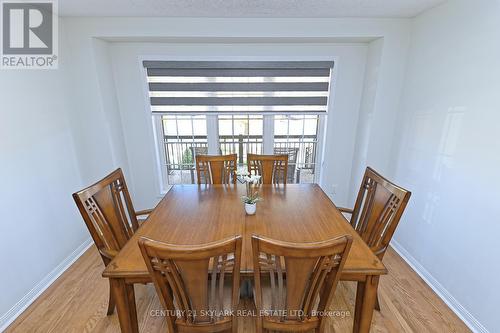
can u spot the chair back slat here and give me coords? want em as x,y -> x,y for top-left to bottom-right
195,154 -> 237,185
252,235 -> 352,332
350,167 -> 411,259
175,259 -> 211,321
73,168 -> 139,264
248,154 -> 288,184
139,236 -> 242,332
94,186 -> 131,246
283,257 -> 318,313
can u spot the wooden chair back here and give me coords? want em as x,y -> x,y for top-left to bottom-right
247,154 -> 288,184
190,146 -> 223,157
195,154 -> 237,184
190,146 -> 208,157
350,167 -> 411,260
73,168 -> 139,265
251,235 -> 352,333
139,236 -> 242,333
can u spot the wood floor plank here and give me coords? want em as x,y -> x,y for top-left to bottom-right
6,246 -> 470,333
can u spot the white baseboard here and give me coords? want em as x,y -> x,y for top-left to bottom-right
390,240 -> 488,333
0,238 -> 93,332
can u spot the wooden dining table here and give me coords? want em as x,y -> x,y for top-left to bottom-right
103,184 -> 387,333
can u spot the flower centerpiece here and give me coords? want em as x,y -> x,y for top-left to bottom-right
236,168 -> 262,215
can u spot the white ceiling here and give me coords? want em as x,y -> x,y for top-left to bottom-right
59,0 -> 446,18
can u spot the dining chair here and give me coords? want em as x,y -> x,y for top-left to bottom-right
251,235 -> 353,333
338,166 -> 411,310
273,147 -> 299,183
195,154 -> 238,184
139,236 -> 242,333
247,154 -> 289,184
190,146 -> 223,157
72,168 -> 152,315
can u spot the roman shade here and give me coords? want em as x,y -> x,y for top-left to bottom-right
143,61 -> 334,115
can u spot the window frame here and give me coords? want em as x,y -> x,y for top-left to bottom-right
141,56 -> 336,195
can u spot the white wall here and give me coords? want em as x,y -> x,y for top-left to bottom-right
0,20 -> 90,329
348,38 -> 383,203
391,1 -> 500,331
91,38 -> 130,175
63,27 -> 124,184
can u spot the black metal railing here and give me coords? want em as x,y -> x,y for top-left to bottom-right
163,135 -> 317,183
219,135 -> 263,164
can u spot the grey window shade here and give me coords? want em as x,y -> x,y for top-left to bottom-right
143,61 -> 334,115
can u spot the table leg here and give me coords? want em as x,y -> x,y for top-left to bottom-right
353,275 -> 379,333
353,279 -> 365,333
110,278 -> 139,333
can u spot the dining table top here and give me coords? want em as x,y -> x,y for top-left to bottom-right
103,183 -> 387,279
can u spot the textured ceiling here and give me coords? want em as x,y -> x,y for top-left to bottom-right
59,0 -> 446,18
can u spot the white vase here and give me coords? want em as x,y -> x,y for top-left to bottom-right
245,203 -> 257,215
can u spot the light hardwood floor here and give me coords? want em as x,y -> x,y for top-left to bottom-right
6,246 -> 469,333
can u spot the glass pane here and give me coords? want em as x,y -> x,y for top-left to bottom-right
218,118 -> 232,136
233,117 -> 249,136
274,115 -> 288,136
161,115 -> 207,185
176,116 -> 193,136
304,116 -> 318,135
249,117 -> 263,136
288,116 -> 304,136
273,114 -> 319,184
193,116 -> 207,136
163,116 -> 177,136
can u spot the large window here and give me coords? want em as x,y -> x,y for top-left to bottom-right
157,114 -> 322,186
145,60 -> 333,188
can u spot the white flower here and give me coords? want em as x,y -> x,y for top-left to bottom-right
236,168 -> 250,176
251,175 -> 261,184
244,176 -> 253,183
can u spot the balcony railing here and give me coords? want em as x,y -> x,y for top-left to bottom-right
163,135 -> 318,184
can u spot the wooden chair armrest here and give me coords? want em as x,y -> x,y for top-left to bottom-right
135,208 -> 153,216
99,248 -> 118,260
337,207 -> 354,214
